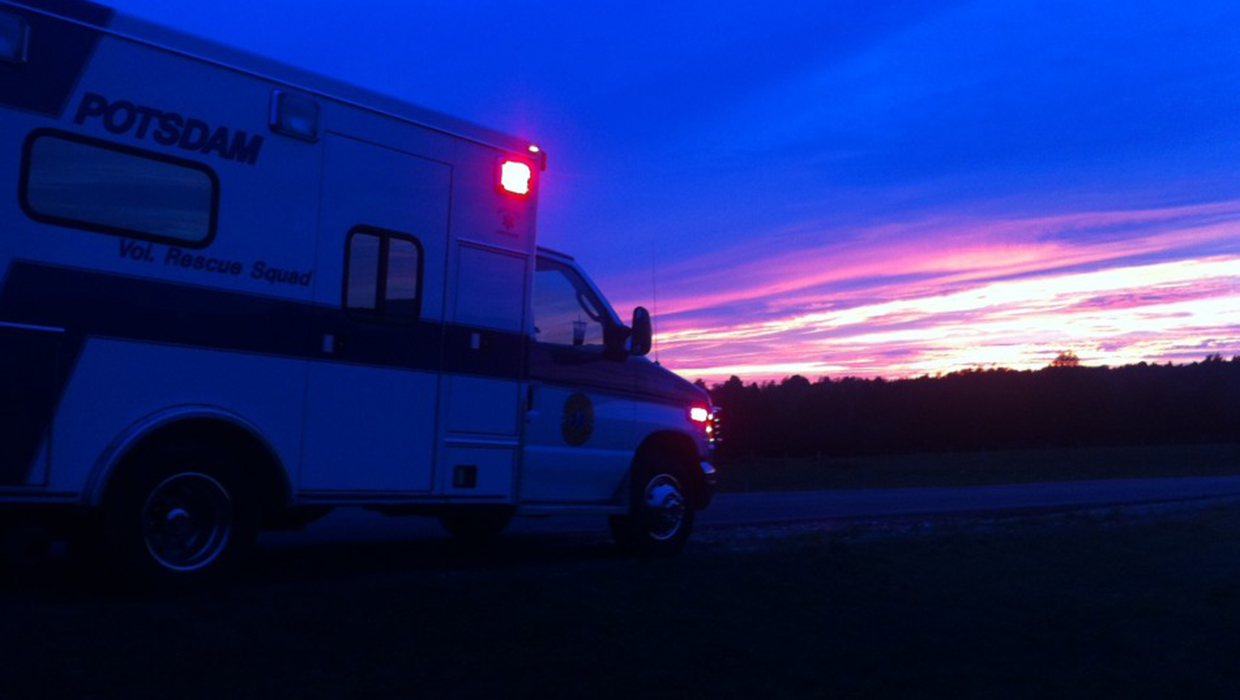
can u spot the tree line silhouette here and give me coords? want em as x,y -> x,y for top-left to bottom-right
704,355 -> 1240,459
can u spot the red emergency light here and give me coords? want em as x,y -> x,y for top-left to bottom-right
499,159 -> 533,196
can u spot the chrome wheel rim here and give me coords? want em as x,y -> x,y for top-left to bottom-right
644,474 -> 686,541
142,472 -> 233,572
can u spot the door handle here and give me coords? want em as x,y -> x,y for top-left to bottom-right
323,333 -> 346,354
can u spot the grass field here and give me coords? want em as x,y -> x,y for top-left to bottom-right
4,501 -> 1240,698
715,443 -> 1240,492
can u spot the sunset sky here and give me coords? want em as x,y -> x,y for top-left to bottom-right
110,0 -> 1240,382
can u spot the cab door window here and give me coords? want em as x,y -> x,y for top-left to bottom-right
532,259 -> 607,347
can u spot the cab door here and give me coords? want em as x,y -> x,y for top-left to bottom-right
521,256 -> 636,503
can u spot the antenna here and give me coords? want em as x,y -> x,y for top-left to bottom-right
650,241 -> 661,364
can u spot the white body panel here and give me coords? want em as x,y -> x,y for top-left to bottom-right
51,340 -> 308,495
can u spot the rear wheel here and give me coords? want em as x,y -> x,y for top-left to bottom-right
610,452 -> 695,556
101,450 -> 257,586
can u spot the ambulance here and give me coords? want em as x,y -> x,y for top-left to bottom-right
0,0 -> 716,581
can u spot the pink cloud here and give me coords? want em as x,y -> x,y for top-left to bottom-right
1070,277 -> 1240,312
627,199 -> 1240,382
630,199 -> 1240,322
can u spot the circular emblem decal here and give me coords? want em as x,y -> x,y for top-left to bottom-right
561,392 -> 595,446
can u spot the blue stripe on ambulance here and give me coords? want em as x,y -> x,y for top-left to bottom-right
0,261 -> 700,485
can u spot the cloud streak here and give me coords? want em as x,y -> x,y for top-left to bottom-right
640,200 -> 1240,381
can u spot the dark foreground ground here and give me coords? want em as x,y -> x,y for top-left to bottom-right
5,499 -> 1240,699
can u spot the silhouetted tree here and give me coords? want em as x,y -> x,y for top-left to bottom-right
707,357 -> 1240,460
1050,351 -> 1081,368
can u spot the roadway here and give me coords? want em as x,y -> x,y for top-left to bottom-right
262,475 -> 1240,548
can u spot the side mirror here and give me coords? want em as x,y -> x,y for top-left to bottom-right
630,307 -> 652,357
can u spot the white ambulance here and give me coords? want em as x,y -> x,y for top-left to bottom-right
0,0 -> 716,582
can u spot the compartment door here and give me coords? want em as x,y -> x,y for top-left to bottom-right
437,242 -> 527,499
300,135 -> 449,493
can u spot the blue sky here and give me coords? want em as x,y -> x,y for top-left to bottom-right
106,0 -> 1240,380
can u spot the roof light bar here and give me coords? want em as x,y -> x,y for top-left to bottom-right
0,11 -> 30,65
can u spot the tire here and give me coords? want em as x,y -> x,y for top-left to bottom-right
610,451 -> 695,557
438,507 -> 514,545
100,448 -> 257,586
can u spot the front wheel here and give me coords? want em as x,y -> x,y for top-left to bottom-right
610,454 -> 695,557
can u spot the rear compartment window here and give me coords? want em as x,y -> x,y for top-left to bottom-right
385,237 -> 420,320
345,232 -> 381,312
20,129 -> 218,246
343,228 -> 423,322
